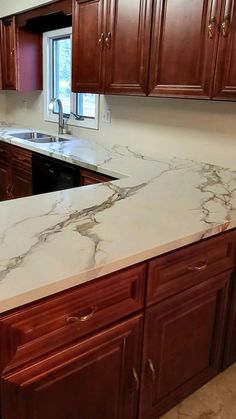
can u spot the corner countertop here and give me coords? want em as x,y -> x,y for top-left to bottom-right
0,127 -> 235,313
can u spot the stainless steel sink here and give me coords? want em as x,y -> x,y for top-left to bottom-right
11,132 -> 70,143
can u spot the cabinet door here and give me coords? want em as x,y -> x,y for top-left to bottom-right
80,168 -> 114,185
213,0 -> 236,99
223,272 -> 236,368
0,163 -> 11,201
148,0 -> 221,98
1,17 -> 17,90
72,0 -> 106,93
2,316 -> 143,419
104,0 -> 152,95
139,272 -> 231,419
11,167 -> 32,199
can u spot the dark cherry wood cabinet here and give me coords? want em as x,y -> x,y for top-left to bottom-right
213,0 -> 236,99
0,143 -> 11,200
80,167 -> 115,185
140,271 -> 232,418
148,0 -> 221,98
223,272 -> 236,368
2,316 -> 143,419
0,143 -> 32,201
72,0 -> 152,95
0,16 -> 42,91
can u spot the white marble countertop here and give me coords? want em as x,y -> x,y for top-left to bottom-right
0,127 -> 235,313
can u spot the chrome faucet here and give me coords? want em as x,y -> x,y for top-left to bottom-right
49,98 -> 65,135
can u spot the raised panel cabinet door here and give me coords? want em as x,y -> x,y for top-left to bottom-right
213,0 -> 236,98
11,167 -> 32,199
104,0 -> 152,95
0,163 -> 11,201
148,0 -> 221,98
72,0 -> 106,93
223,271 -> 236,368
139,271 -> 232,419
1,17 -> 17,90
1,316 -> 143,419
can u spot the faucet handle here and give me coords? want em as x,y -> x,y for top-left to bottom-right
71,112 -> 85,121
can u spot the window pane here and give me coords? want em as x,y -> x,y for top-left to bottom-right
77,94 -> 96,118
53,37 -> 71,115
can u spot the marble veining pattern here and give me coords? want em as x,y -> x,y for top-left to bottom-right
0,127 -> 235,312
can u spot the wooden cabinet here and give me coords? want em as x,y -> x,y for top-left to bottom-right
0,16 -> 42,91
140,271 -> 232,418
148,0 -> 221,98
223,272 -> 236,367
80,167 -> 115,186
72,0 -> 152,95
213,0 -> 236,99
148,0 -> 236,99
0,143 -> 11,200
0,143 -> 32,201
2,316 -> 143,419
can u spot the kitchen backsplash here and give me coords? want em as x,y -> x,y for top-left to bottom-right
2,91 -> 236,170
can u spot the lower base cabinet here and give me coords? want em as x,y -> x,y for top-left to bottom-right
139,271 -> 232,419
223,276 -> 236,368
1,316 -> 143,419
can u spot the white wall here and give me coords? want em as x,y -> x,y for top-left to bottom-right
0,0 -> 55,17
5,91 -> 236,170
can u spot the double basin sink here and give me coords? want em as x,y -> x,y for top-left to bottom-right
11,131 -> 69,144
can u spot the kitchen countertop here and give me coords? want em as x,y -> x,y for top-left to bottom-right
0,127 -> 235,313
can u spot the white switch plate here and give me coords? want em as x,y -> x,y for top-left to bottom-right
103,109 -> 111,124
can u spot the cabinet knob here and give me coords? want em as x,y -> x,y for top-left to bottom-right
221,14 -> 231,37
10,49 -> 15,57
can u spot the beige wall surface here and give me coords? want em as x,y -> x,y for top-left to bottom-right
0,0 -> 55,17
5,91 -> 236,170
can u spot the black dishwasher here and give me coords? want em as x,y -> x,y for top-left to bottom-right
32,153 -> 79,195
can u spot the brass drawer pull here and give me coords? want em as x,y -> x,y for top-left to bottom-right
98,32 -> 104,48
132,367 -> 139,392
221,13 -> 231,37
147,358 -> 156,381
208,17 -> 217,39
188,260 -> 208,271
105,32 -> 111,48
66,306 -> 97,324
15,156 -> 29,162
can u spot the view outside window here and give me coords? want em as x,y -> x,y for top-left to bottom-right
52,36 -> 96,119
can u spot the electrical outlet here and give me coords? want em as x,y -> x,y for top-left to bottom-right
102,109 -> 111,124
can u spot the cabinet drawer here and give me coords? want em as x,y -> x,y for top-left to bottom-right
80,168 -> 115,186
147,231 -> 236,306
0,142 -> 10,163
11,145 -> 32,170
0,263 -> 146,373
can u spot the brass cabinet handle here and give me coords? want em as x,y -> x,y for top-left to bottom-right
208,16 -> 217,39
105,32 -> 111,48
10,49 -> 15,57
6,184 -> 11,197
188,260 -> 208,271
15,155 -> 29,162
132,367 -> 139,392
221,13 -> 231,37
66,306 -> 97,324
98,32 -> 104,48
147,358 -> 156,382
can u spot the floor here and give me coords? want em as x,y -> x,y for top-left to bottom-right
161,364 -> 236,419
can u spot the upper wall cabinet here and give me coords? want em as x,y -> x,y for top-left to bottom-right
148,0 -> 236,99
72,0 -> 153,95
213,0 -> 236,99
0,16 -> 42,91
148,0 -> 221,98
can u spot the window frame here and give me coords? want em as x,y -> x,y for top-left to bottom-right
43,27 -> 99,130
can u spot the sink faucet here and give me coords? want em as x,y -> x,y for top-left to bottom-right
49,98 -> 65,135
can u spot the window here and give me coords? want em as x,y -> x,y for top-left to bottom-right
43,27 -> 99,129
